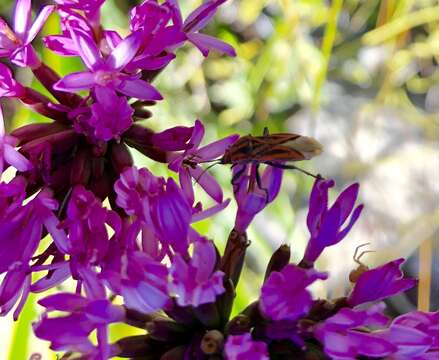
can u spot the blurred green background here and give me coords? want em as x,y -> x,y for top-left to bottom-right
1,0 -> 439,358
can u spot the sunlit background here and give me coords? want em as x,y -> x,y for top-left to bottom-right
1,0 -> 439,358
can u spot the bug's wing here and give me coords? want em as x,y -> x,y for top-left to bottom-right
257,136 -> 323,162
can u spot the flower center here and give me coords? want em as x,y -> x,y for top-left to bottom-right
94,70 -> 119,86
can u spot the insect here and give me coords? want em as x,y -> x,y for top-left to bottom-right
221,127 -> 323,190
185,127 -> 323,195
349,243 -> 374,283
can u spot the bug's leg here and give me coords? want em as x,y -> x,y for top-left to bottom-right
248,163 -> 258,192
353,243 -> 371,263
265,161 -> 322,180
231,164 -> 247,188
254,163 -> 269,203
263,127 -> 269,136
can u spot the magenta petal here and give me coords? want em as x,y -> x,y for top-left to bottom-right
179,169 -> 194,205
26,5 -> 55,44
348,259 -> 416,306
261,166 -> 283,202
189,165 -> 223,203
190,119 -> 205,149
54,71 -> 95,92
38,293 -> 89,311
117,79 -> 162,100
191,198 -> 230,223
13,0 -> 32,37
30,263 -> 70,293
43,35 -> 77,56
69,28 -> 101,70
196,134 -> 239,160
183,0 -> 226,32
106,31 -> 142,71
188,33 -> 236,57
4,144 -> 32,171
130,53 -> 176,71
331,183 -> 359,225
103,30 -> 122,50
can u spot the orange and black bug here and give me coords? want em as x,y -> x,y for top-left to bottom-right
186,127 -> 323,194
221,127 -> 323,189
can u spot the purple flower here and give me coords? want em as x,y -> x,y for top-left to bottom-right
0,0 -> 54,67
168,238 -> 225,307
259,264 -> 327,322
0,105 -> 32,174
89,87 -> 134,141
233,164 -> 283,233
54,28 -> 162,101
43,9 -> 94,57
348,258 -> 417,306
0,63 -> 25,97
34,293 -> 125,359
151,177 -> 192,255
0,187 -> 68,318
379,311 -> 439,359
115,167 -> 227,256
62,185 -> 121,259
302,179 -> 363,265
224,333 -> 269,360
115,166 -> 165,221
101,244 -> 169,315
314,304 -> 396,359
150,125 -> 194,151
128,0 -> 185,68
54,0 -> 105,24
180,0 -> 236,57
168,119 -> 239,203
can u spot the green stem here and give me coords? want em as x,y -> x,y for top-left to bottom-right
312,0 -> 344,112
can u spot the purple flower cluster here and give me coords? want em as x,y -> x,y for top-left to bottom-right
0,0 -> 430,359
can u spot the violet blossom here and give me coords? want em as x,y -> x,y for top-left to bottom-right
54,28 -> 162,101
224,333 -> 269,360
168,238 -> 225,307
54,0 -> 105,26
260,264 -> 328,322
380,311 -> 439,359
168,119 -> 239,203
0,63 -> 25,98
301,178 -> 363,266
89,87 -> 134,141
314,304 -> 397,359
233,164 -> 283,233
348,258 -> 417,306
180,0 -> 237,57
0,0 -> 54,67
34,293 -> 125,358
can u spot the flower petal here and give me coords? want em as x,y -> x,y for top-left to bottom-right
13,0 -> 32,37
69,28 -> 102,70
188,32 -> 236,57
106,31 -> 142,71
26,5 -> 55,44
117,79 -> 162,100
196,134 -> 239,160
189,165 -> 223,203
54,71 -> 95,92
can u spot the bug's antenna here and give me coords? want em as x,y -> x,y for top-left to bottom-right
193,160 -> 222,185
265,161 -> 323,180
